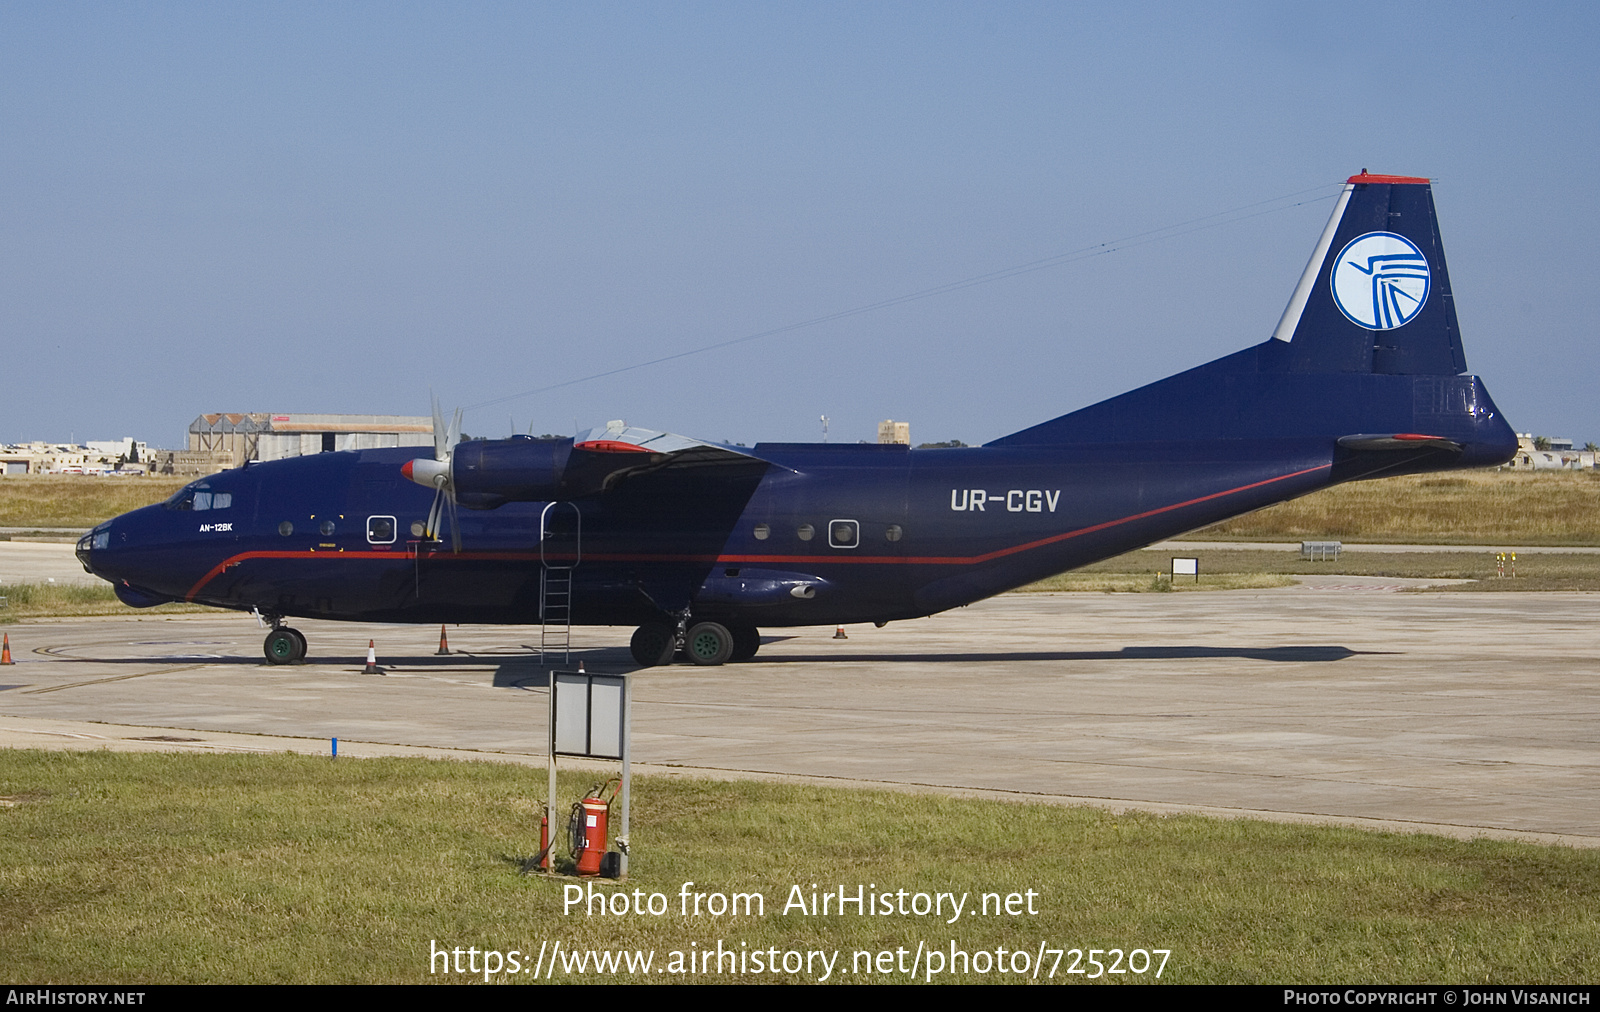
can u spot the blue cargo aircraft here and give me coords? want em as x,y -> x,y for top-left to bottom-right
78,173 -> 1517,666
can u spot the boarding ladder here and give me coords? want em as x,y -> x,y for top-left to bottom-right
538,502 -> 581,666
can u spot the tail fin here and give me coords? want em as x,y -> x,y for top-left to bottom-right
989,171 -> 1514,460
1269,172 -> 1466,375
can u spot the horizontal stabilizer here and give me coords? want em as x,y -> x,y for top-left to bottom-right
1337,433 -> 1462,453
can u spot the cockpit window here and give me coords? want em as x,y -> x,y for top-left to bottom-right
164,484 -> 231,512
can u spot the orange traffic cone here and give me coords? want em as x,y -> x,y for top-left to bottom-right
0,634 -> 12,665
833,624 -> 847,640
436,624 -> 450,656
363,639 -> 381,674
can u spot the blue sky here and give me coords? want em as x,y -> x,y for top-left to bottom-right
2,2 -> 1595,448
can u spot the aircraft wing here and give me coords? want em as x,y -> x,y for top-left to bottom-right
574,421 -> 768,463
571,421 -> 786,484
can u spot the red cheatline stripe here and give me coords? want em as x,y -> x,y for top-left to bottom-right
185,463 -> 1329,600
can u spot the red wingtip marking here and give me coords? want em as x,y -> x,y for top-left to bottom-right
1392,433 -> 1445,441
574,440 -> 652,453
1347,172 -> 1431,185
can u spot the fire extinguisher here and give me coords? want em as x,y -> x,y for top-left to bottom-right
568,779 -> 619,877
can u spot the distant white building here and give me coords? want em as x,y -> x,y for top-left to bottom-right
84,437 -> 148,462
1507,434 -> 1594,470
877,419 -> 911,445
0,440 -> 146,475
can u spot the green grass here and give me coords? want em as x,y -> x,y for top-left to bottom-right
0,582 -> 220,623
1021,572 -> 1296,593
1020,549 -> 1600,593
0,751 -> 1595,983
1196,470 -> 1600,545
0,475 -> 189,530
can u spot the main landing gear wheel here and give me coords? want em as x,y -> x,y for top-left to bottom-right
729,624 -> 760,662
684,621 -> 734,666
630,622 -> 676,667
264,628 -> 306,665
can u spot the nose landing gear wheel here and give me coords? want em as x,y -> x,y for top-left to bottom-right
684,621 -> 734,666
264,628 -> 306,665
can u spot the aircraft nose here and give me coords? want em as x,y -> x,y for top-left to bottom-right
75,525 -> 110,575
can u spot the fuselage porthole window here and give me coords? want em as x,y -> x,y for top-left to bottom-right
753,523 -> 770,540
367,516 -> 397,544
828,520 -> 860,549
796,523 -> 815,542
885,524 -> 903,542
278,521 -> 294,537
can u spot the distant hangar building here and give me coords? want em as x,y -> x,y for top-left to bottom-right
154,413 -> 433,474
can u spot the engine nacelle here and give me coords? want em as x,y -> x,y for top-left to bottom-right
448,437 -> 574,508
405,436 -> 666,508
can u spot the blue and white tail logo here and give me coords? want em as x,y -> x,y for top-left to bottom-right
1331,231 -> 1431,330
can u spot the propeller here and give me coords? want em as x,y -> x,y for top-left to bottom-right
402,395 -> 463,553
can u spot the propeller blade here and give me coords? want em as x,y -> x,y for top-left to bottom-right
425,485 -> 445,541
432,393 -> 448,461
418,394 -> 464,552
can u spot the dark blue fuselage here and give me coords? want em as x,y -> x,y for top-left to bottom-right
78,360 -> 1516,630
